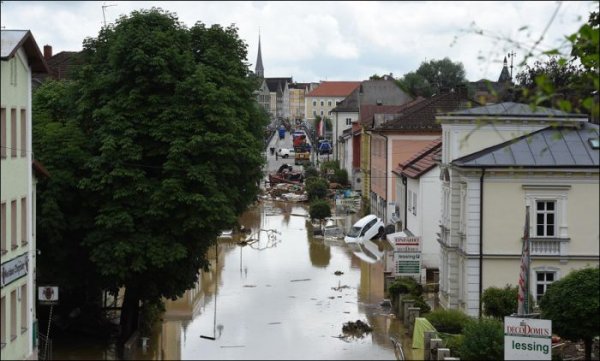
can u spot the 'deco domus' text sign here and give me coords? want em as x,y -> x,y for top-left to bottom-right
504,316 -> 552,360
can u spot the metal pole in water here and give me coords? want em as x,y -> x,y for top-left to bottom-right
200,240 -> 218,341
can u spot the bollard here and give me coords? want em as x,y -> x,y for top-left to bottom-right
402,299 -> 415,325
424,331 -> 436,361
407,307 -> 420,335
437,348 -> 450,360
430,338 -> 443,361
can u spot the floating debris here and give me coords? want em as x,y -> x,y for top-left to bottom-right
341,320 -> 373,339
290,278 -> 311,282
243,285 -> 257,288
268,322 -> 282,325
334,271 -> 344,276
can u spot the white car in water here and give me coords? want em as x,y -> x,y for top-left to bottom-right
344,214 -> 385,244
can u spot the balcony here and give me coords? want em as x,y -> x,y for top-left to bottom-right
530,238 -> 569,256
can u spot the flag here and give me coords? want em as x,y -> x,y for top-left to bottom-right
318,119 -> 324,137
517,205 -> 530,315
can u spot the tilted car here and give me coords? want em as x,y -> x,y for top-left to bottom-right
344,214 -> 385,244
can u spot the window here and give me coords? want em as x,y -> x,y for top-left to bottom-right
21,197 -> 27,246
10,58 -> 17,86
11,200 -> 17,250
328,100 -> 332,106
11,108 -> 17,158
10,290 -> 16,341
536,200 -> 556,237
313,110 -> 317,116
346,118 -> 352,126
1,108 -> 6,158
523,185 -> 569,239
20,284 -> 27,333
1,202 -> 5,254
320,110 -> 324,116
1,296 -> 5,348
20,109 -> 26,157
312,100 -> 316,106
536,271 -> 556,302
459,183 -> 467,234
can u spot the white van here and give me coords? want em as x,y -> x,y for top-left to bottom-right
344,214 -> 384,244
278,148 -> 296,158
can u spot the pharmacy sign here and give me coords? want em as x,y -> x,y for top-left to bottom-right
504,317 -> 552,360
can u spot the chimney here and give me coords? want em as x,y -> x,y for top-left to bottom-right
43,45 -> 52,60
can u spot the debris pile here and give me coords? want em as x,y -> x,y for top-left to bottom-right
342,320 -> 373,338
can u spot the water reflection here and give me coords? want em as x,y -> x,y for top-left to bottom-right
57,201 -> 422,360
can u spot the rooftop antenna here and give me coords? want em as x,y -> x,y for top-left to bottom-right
507,51 -> 516,81
102,2 -> 117,27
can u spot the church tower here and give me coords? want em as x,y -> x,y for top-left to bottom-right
498,56 -> 511,83
255,33 -> 264,78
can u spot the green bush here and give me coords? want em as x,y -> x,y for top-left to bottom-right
442,334 -> 465,358
458,318 -> 503,360
309,199 -> 331,221
389,277 -> 423,296
333,168 -> 349,185
482,284 -> 534,319
403,294 -> 431,314
482,284 -> 517,319
305,177 -> 329,200
424,309 -> 473,334
304,166 -> 319,179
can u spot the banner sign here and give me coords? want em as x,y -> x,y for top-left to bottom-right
1,253 -> 29,288
504,317 -> 552,360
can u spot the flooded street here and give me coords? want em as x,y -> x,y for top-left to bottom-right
132,201 -> 421,360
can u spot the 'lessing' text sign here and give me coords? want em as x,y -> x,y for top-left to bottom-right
504,317 -> 552,360
1,253 -> 29,288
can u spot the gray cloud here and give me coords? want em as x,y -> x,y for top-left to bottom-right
1,1 -> 595,83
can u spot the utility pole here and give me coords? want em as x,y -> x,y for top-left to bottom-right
102,2 -> 117,27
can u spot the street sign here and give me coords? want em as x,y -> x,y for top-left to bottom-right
504,316 -> 552,360
38,286 -> 59,305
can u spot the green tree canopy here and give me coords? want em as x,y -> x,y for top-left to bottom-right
540,267 -> 599,360
33,7 -> 268,343
397,57 -> 467,97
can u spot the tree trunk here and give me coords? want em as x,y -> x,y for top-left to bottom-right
119,287 -> 140,345
584,337 -> 592,361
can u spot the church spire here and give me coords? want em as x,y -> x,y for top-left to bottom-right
498,56 -> 511,83
255,32 -> 264,78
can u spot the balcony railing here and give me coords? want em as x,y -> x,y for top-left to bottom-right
530,238 -> 568,256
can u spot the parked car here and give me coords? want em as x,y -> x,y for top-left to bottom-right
344,214 -> 384,244
278,148 -> 296,158
318,141 -> 333,155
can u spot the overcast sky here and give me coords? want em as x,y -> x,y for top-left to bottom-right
1,1 -> 596,83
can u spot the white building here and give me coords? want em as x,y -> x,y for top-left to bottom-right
1,29 -> 48,360
437,102 -> 599,317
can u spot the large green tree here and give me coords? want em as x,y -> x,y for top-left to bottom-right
396,57 -> 467,97
540,267 -> 599,360
34,7 -> 267,344
32,80 -> 104,322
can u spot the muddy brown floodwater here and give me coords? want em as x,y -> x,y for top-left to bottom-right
54,201 -> 423,360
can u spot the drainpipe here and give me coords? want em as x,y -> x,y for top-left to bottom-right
478,168 -> 485,318
381,132 -> 389,224
402,176 -> 408,231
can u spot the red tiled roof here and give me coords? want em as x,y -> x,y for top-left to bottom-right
360,97 -> 426,125
306,81 -> 361,97
376,90 -> 478,131
394,138 -> 442,178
